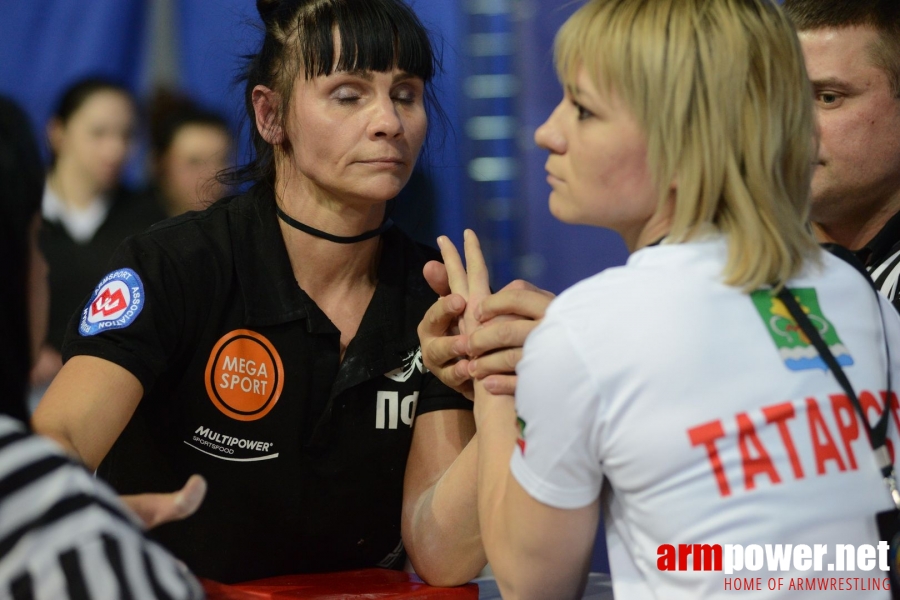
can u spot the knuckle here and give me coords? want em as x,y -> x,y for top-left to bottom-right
467,330 -> 484,355
499,375 -> 517,395
496,322 -> 515,346
421,345 -> 438,368
505,348 -> 523,370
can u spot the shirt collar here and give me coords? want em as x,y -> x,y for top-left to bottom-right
42,184 -> 110,243
230,184 -> 433,369
228,185 -> 312,327
857,210 -> 900,267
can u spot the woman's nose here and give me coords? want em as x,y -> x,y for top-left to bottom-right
369,96 -> 404,139
534,101 -> 567,154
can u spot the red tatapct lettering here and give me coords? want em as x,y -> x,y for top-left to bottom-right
688,420 -> 730,497
762,402 -> 805,479
737,413 -> 781,490
830,394 -> 859,470
807,398 -> 846,474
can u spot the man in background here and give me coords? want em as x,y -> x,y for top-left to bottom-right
783,0 -> 900,307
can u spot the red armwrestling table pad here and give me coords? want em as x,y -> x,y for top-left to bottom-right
201,568 -> 479,599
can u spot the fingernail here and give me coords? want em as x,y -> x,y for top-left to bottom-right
177,476 -> 207,515
448,296 -> 463,312
483,378 -> 496,393
473,304 -> 483,320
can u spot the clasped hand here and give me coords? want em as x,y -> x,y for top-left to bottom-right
418,230 -> 554,400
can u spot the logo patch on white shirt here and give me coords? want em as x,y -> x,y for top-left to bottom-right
79,269 -> 145,336
750,288 -> 853,372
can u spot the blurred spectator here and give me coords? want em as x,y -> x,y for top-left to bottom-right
32,78 -> 165,400
0,94 -> 204,600
0,97 -> 45,423
147,89 -> 233,216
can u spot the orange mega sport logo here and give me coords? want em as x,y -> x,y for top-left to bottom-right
204,329 -> 284,421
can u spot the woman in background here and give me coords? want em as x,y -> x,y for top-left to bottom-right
33,78 -> 165,395
0,94 -> 202,600
446,0 -> 900,597
146,89 -> 233,216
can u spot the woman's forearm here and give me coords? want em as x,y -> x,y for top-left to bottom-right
403,434 -> 486,586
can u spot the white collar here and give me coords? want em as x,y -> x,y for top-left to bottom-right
42,184 -> 110,243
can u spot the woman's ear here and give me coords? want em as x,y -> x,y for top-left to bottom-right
46,118 -> 64,156
252,85 -> 284,145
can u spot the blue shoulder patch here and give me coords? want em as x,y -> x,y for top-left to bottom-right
78,268 -> 145,336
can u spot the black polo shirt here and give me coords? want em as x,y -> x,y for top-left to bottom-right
61,184 -> 471,583
41,186 -> 167,350
854,209 -> 900,312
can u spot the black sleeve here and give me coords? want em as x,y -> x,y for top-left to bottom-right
61,233 -> 189,393
414,371 -> 472,417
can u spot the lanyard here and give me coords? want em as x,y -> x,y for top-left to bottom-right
776,286 -> 898,508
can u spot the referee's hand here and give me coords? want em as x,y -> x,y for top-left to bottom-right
121,474 -> 207,530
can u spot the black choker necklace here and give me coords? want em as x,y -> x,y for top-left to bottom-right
275,205 -> 393,244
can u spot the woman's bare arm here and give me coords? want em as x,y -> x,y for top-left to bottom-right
402,409 -> 484,586
32,355 -> 143,470
32,355 -> 207,528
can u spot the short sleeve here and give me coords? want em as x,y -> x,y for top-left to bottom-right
510,317 -> 603,509
61,234 -> 188,393
415,371 -> 472,417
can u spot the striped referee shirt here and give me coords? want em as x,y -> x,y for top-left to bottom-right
859,210 -> 900,312
0,416 -> 203,599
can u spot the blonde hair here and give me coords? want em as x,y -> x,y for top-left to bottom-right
555,0 -> 820,290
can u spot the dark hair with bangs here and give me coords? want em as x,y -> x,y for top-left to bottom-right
229,0 -> 442,187
782,0 -> 900,96
52,77 -> 134,125
49,77 -> 135,165
149,89 -> 231,159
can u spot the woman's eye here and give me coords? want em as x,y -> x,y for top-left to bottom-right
392,87 -> 417,104
333,87 -> 362,104
573,101 -> 593,121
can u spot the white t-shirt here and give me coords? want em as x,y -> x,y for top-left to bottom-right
512,236 -> 900,599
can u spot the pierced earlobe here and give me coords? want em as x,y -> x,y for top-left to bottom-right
251,85 -> 284,145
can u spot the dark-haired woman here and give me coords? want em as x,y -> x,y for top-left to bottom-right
144,89 -> 234,217
32,78 -> 166,398
34,0 -> 483,585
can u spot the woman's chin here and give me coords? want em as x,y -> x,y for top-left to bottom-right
548,196 -> 578,224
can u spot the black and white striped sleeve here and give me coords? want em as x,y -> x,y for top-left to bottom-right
0,417 -> 204,599
870,247 -> 900,312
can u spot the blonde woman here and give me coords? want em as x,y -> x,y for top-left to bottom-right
441,0 -> 900,597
